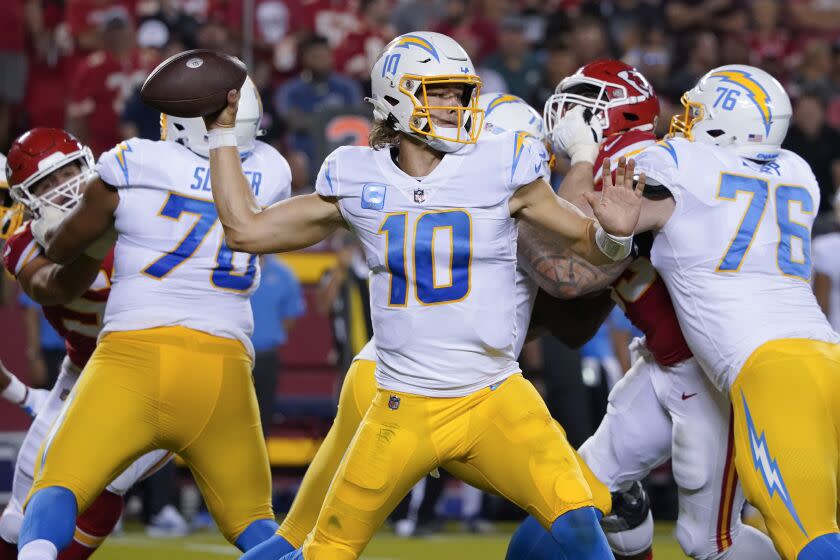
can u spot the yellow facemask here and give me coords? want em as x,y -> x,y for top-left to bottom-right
669,93 -> 705,140
400,74 -> 485,145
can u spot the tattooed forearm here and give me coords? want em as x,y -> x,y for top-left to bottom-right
517,220 -> 629,299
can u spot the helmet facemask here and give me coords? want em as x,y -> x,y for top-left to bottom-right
399,74 -> 484,152
669,93 -> 705,140
10,150 -> 95,219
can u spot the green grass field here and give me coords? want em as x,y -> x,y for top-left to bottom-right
95,523 -> 690,559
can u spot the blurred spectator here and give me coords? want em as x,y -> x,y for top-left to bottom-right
790,0 -> 840,39
334,0 -> 396,82
667,31 -> 719,100
22,0 -> 75,131
195,18 -> 237,55
782,92 -> 840,213
790,39 -> 835,101
273,34 -> 363,167
250,254 -> 305,434
813,192 -> 840,331
0,0 -> 36,152
317,234 -> 371,371
600,0 -> 664,55
569,17 -> 610,66
747,0 -> 794,70
137,0 -> 200,50
66,0 -> 136,54
483,17 -> 541,99
391,0 -> 446,36
665,0 -> 737,33
19,292 -> 64,389
433,0 -> 499,63
66,13 -> 148,156
121,38 -> 186,140
528,40 -> 577,112
623,27 -> 671,93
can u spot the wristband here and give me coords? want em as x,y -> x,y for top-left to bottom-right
595,225 -> 633,261
208,128 -> 237,150
570,144 -> 599,166
1,373 -> 27,406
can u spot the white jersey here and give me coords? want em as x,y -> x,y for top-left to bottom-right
634,138 -> 839,390
317,130 -> 547,396
354,265 -> 538,366
813,232 -> 840,332
96,139 -> 292,358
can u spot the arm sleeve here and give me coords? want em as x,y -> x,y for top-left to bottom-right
95,140 -> 143,188
507,133 -> 551,192
314,149 -> 342,198
631,141 -> 681,202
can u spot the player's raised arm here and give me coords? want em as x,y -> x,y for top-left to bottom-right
510,157 -> 645,266
205,90 -> 345,254
40,175 -> 117,265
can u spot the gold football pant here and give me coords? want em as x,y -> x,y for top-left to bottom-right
28,327 -> 273,543
731,338 -> 840,560
278,360 -> 611,549
295,370 -> 603,559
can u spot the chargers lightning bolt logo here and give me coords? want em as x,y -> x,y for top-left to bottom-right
114,142 -> 133,184
741,391 -> 808,537
486,94 -> 523,116
395,35 -> 440,62
710,70 -> 773,136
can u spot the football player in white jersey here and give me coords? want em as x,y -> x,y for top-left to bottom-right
1,128 -> 174,560
509,61 -> 781,560
16,79 -> 293,560
620,65 -> 840,560
241,92 -> 621,560
207,31 -> 644,560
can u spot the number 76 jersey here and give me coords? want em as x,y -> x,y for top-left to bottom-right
96,138 -> 291,358
316,132 -> 548,397
634,138 -> 839,390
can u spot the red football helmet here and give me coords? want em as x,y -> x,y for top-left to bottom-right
544,59 -> 660,139
6,128 -> 94,217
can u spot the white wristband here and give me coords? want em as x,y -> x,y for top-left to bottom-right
1,373 -> 27,406
570,144 -> 599,166
208,128 -> 237,150
595,225 -> 633,261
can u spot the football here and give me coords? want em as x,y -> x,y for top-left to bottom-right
140,49 -> 247,118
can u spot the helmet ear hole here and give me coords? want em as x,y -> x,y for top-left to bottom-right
174,123 -> 186,132
706,129 -> 726,138
384,95 -> 400,107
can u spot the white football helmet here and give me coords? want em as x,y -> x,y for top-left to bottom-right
670,64 -> 791,161
369,31 -> 484,153
162,76 -> 264,158
479,93 -> 545,141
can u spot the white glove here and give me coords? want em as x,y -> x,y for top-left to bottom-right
30,205 -> 67,248
550,105 -> 603,165
85,226 -> 117,260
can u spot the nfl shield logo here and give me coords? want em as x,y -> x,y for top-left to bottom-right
413,188 -> 425,204
388,395 -> 401,410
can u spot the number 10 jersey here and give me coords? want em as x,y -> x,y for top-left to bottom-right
315,131 -> 548,397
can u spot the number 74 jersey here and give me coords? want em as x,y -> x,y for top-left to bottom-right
96,138 -> 291,358
633,138 -> 839,390
316,131 -> 548,397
